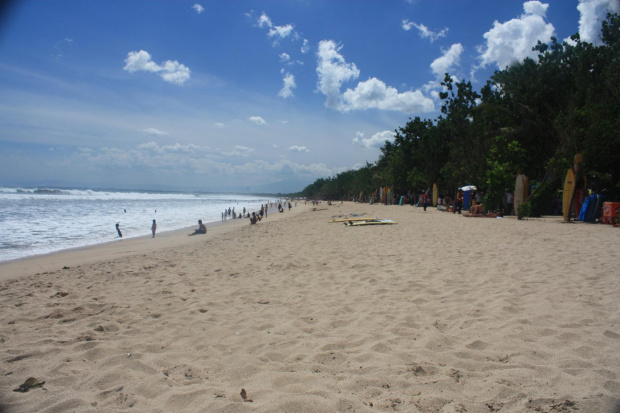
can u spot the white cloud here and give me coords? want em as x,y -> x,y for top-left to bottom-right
477,1 -> 555,69
402,20 -> 448,42
249,116 -> 266,125
138,141 -> 208,153
279,53 -> 290,62
258,12 -> 272,28
430,43 -> 463,77
222,145 -> 254,157
316,40 -> 433,113
268,24 -> 295,40
352,130 -> 395,148
256,12 -> 298,45
316,40 -> 361,109
279,73 -> 296,98
301,39 -> 310,54
576,0 -> 620,45
123,50 -> 191,85
288,145 -> 310,153
141,127 -> 169,136
214,122 -> 225,128
341,78 -> 435,113
192,4 -> 204,14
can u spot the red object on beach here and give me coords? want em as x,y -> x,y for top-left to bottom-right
601,202 -> 620,224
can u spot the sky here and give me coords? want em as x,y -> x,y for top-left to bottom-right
0,0 -> 617,193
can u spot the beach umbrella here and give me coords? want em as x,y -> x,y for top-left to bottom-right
460,185 -> 477,191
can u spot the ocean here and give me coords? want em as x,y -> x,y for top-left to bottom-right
0,187 -> 275,262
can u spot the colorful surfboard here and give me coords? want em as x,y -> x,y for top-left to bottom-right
563,168 -> 575,220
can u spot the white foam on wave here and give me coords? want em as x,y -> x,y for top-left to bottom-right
0,188 -> 277,262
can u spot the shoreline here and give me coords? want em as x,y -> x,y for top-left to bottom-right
0,205 -> 306,282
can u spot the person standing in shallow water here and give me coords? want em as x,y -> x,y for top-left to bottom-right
151,219 -> 157,238
115,222 -> 123,238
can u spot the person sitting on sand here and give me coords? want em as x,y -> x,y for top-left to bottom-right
470,204 -> 484,216
250,212 -> 258,225
191,219 -> 207,235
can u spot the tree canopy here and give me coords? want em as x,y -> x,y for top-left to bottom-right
300,14 -> 620,215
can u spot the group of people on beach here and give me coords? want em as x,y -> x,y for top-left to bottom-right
115,200 -> 296,240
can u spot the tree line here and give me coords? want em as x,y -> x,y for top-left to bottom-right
299,14 -> 619,217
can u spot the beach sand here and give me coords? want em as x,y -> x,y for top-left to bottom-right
1,202 -> 619,412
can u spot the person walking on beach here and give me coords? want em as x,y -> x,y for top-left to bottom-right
115,222 -> 123,238
151,219 -> 157,238
453,190 -> 463,214
421,190 -> 430,211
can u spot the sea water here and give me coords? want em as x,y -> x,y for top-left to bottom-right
0,187 -> 275,262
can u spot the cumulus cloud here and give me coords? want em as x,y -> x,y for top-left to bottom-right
301,39 -> 310,54
577,0 -> 620,44
279,53 -> 290,62
192,4 -> 204,14
402,20 -> 448,42
430,43 -> 463,77
123,50 -> 191,85
279,72 -> 296,98
352,130 -> 395,148
249,116 -> 266,125
316,40 -> 434,113
258,12 -> 272,28
477,1 -> 555,70
141,127 -> 169,136
342,78 -> 435,113
316,40 -> 361,109
288,145 -> 310,153
256,12 -> 297,45
268,24 -> 295,40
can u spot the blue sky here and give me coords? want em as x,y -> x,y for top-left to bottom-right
0,0 -> 617,193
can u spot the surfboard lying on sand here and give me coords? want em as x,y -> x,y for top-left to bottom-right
343,219 -> 397,226
331,217 -> 378,223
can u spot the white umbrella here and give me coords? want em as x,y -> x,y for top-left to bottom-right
460,185 -> 477,191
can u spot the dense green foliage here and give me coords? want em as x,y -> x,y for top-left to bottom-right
300,15 -> 620,215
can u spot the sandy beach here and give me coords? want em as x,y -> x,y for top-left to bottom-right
1,202 -> 619,413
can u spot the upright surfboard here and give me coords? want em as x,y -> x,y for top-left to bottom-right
563,168 -> 575,220
432,183 -> 438,207
513,174 -> 527,215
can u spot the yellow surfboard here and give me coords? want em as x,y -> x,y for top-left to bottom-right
563,168 -> 575,220
432,183 -> 438,207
